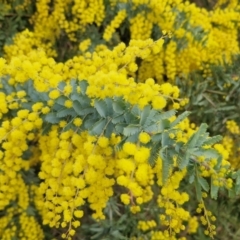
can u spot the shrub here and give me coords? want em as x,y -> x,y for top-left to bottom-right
1,0 -> 240,240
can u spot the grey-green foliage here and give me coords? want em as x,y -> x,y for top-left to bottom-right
0,1 -> 34,57
80,198 -> 140,240
177,55 -> 240,135
0,77 -> 230,201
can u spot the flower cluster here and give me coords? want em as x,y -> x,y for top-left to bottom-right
0,34 -> 236,239
2,0 -> 240,77
103,10 -> 127,41
1,1 -> 240,240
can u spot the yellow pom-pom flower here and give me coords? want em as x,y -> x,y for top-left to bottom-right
64,100 -> 73,108
139,132 -> 151,144
49,89 -> 60,99
73,118 -> 82,127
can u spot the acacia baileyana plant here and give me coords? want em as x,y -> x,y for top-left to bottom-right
1,0 -> 240,240
0,39 -> 239,240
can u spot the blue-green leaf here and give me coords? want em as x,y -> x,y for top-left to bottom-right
56,96 -> 68,106
188,123 -> 208,149
113,100 -> 126,114
79,80 -> 88,95
131,105 -> 141,116
39,92 -> 49,101
195,177 -> 202,201
194,148 -> 220,160
210,178 -> 219,200
95,99 -> 108,118
203,135 -> 222,146
71,93 -> 80,101
162,131 -> 171,147
56,109 -> 76,118
198,176 -> 209,192
140,105 -> 151,126
41,123 -> 52,135
70,79 -> 77,88
73,100 -> 83,116
178,150 -> 191,169
143,109 -> 158,127
160,146 -> 172,183
105,122 -> 115,137
170,111 -> 191,128
90,118 -> 107,135
124,112 -> 138,123
112,114 -> 125,124
189,173 -> 195,184
151,133 -> 162,142
158,109 -> 176,120
104,98 -> 114,116
58,81 -> 66,91
83,117 -> 97,129
45,113 -> 60,124
115,123 -> 127,134
123,124 -> 140,136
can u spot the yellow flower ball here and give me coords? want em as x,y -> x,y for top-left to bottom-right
64,100 -> 73,108
139,132 -> 151,144
49,89 -> 60,99
73,118 -> 82,127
